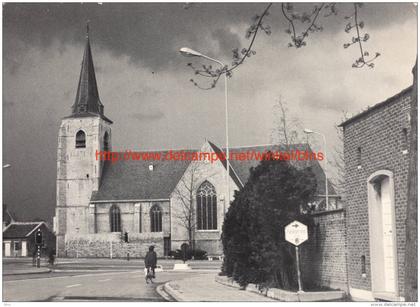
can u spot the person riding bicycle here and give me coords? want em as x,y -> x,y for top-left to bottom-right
144,245 -> 157,283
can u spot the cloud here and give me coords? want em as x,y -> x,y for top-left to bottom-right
5,3 -> 414,74
3,100 -> 15,109
131,110 -> 165,121
211,28 -> 242,55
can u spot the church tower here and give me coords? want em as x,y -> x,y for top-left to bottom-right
55,26 -> 112,256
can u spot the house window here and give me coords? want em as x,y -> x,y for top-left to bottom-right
110,205 -> 121,232
357,147 -> 362,166
14,241 -> 21,251
104,132 -> 110,152
76,130 -> 86,148
196,181 -> 217,230
361,255 -> 366,275
402,128 -> 408,152
150,205 -> 162,232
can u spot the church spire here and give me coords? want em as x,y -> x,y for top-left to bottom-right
72,22 -> 104,116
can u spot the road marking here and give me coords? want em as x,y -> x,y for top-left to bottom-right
98,279 -> 111,282
3,270 -> 133,283
66,284 -> 81,288
54,269 -> 122,273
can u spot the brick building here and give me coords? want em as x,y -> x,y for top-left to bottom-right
54,30 -> 330,259
3,222 -> 56,257
340,86 -> 412,301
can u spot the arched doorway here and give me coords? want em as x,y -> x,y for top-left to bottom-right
367,170 -> 398,296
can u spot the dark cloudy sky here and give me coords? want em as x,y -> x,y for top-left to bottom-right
3,2 -> 417,223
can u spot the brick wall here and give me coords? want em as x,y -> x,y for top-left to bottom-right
300,209 -> 348,291
342,87 -> 411,298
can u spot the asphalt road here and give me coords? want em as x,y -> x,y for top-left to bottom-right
3,258 -> 221,301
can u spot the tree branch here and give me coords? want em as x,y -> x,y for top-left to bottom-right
185,2 -> 381,90
189,3 -> 273,90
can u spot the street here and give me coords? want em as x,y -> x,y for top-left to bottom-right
3,258 -> 222,301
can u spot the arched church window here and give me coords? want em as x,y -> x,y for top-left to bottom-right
110,205 -> 121,232
196,181 -> 217,230
104,132 -> 110,152
150,205 -> 162,232
75,130 -> 86,148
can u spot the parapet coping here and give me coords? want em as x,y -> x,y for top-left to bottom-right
310,208 -> 345,217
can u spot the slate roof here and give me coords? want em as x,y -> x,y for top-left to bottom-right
3,204 -> 15,225
3,222 -> 44,239
92,142 -> 335,202
209,142 -> 335,196
68,31 -> 112,123
91,151 -> 193,202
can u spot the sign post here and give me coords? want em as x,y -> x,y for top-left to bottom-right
285,220 -> 308,293
295,246 -> 302,292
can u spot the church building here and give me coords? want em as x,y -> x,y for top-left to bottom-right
54,31 -> 331,258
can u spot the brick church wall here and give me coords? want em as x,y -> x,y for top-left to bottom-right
300,209 -> 348,291
342,87 -> 411,298
64,232 -> 164,258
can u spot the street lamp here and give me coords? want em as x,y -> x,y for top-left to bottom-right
180,47 -> 230,213
3,164 -> 11,169
304,128 -> 329,210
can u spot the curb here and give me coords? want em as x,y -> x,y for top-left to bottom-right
163,281 -> 185,302
156,284 -> 175,302
3,268 -> 51,276
172,269 -> 219,273
215,275 -> 346,302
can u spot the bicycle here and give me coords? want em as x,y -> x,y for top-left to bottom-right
144,266 -> 155,284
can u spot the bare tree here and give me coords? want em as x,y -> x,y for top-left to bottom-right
172,162 -> 217,251
172,163 -> 200,250
270,96 -> 307,150
330,111 -> 349,197
330,127 -> 345,197
270,96 -> 323,172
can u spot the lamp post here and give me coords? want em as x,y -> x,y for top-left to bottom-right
303,128 -> 329,210
3,164 -> 11,169
180,47 -> 230,212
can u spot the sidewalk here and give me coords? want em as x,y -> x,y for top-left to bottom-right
3,257 -> 51,275
3,266 -> 51,275
164,273 -> 275,302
